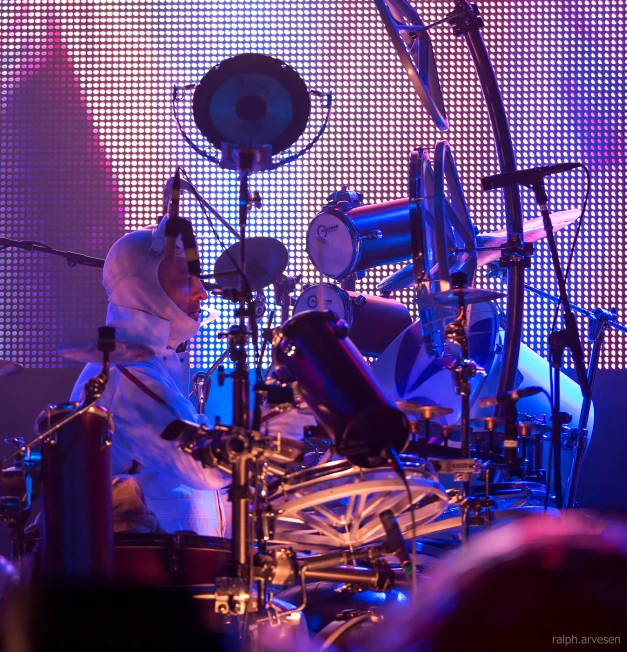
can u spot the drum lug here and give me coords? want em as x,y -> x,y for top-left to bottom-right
359,230 -> 382,241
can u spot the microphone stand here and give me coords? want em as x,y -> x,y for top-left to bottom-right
525,283 -> 626,507
0,236 -> 104,268
528,180 -> 590,509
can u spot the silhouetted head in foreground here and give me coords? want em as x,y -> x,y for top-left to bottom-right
365,515 -> 627,652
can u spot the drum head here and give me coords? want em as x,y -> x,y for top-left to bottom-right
293,284 -> 350,320
307,211 -> 356,278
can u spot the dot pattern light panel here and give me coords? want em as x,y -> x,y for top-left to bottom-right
0,1 -> 625,371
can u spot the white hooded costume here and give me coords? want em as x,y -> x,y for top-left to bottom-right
71,220 -> 230,536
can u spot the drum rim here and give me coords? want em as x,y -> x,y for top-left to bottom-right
293,282 -> 353,324
112,532 -> 231,550
306,208 -> 360,279
268,455 -> 436,493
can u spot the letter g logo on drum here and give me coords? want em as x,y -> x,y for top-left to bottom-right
317,224 -> 339,238
307,296 -> 318,308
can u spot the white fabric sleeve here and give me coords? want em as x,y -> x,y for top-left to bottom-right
105,365 -> 230,491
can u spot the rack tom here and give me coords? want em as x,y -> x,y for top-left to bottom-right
292,283 -> 412,357
307,199 -> 410,279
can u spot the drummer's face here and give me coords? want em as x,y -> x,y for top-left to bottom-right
158,257 -> 208,321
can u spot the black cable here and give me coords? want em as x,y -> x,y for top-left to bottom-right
543,165 -> 591,508
179,169 -> 260,368
385,448 -> 417,592
550,165 -> 592,332
401,473 -> 418,594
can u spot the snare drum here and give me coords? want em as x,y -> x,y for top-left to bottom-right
307,199 -> 410,279
292,283 -> 412,356
113,532 -> 230,586
267,457 -> 448,551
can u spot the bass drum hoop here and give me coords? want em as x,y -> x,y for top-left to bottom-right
268,457 -> 448,550
306,208 -> 361,279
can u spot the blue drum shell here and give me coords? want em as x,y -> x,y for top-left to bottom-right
272,310 -> 408,466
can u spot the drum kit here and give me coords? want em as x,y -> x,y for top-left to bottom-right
1,1 -> 627,649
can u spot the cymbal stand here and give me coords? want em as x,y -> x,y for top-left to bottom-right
444,273 -> 486,539
214,145 -> 271,644
527,181 -> 590,510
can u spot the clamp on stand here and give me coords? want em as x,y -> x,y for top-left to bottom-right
272,274 -> 302,325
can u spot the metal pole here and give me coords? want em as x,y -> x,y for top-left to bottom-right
451,3 -> 525,407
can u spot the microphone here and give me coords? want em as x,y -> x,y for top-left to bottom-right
165,168 -> 182,265
179,219 -> 202,277
380,509 -> 412,575
164,168 -> 202,277
479,386 -> 543,408
481,163 -> 581,191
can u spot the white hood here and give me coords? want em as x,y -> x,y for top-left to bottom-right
102,218 -> 201,349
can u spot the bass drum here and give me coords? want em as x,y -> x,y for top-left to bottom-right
292,283 -> 412,357
372,301 -> 500,425
475,341 -> 595,445
315,611 -> 384,652
373,305 -> 594,440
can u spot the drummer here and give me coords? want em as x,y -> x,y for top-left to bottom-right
71,218 -> 230,537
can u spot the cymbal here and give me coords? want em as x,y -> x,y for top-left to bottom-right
0,360 -> 23,377
377,208 -> 579,292
213,237 -> 288,292
472,423 -> 552,438
193,53 -> 311,156
475,209 -> 580,266
418,287 -> 505,307
408,420 -> 462,439
59,339 -> 154,364
397,401 -> 453,419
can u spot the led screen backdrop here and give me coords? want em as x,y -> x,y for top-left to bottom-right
1,1 -> 625,373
